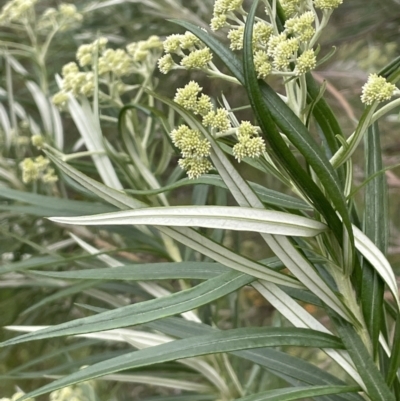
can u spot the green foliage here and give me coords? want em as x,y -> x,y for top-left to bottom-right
0,0 -> 400,400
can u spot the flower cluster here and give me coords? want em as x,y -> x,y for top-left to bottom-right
126,35 -> 163,63
53,36 -> 163,107
0,0 -> 37,24
280,0 -> 303,17
285,12 -> 315,42
174,81 -> 231,133
361,74 -> 396,105
37,3 -> 83,31
76,37 -> 108,67
207,1 -> 319,78
20,156 -> 58,184
170,125 -> 212,179
232,121 -> 266,162
52,61 -> 95,106
227,21 -> 273,51
313,0 -> 343,10
158,32 -> 212,74
210,0 -> 243,31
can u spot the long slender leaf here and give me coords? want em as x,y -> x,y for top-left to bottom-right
63,89 -> 123,190
45,154 -> 303,288
387,316 -> 400,386
353,225 -> 399,309
31,261 -> 230,281
147,318 -> 364,401
125,174 -> 312,211
18,327 -> 344,400
305,73 -> 344,154
235,385 -> 360,401
0,271 -> 254,347
361,122 -> 386,358
148,92 -> 350,320
49,205 -> 327,237
0,186 -> 116,215
332,317 -> 395,401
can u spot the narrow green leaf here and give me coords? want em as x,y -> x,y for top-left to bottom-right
379,55 -> 400,80
353,226 -> 399,309
235,385 -> 360,401
361,122 -> 386,357
21,280 -> 100,315
305,73 -> 344,155
147,318 -> 364,401
387,316 -> 400,386
49,206 -> 328,238
63,93 -> 123,189
0,186 -> 116,215
45,152 -> 145,210
0,271 -> 254,347
32,262 -> 229,281
0,256 -> 62,275
125,174 -> 312,211
19,327 -> 344,400
45,154 -> 303,288
332,317 -> 395,401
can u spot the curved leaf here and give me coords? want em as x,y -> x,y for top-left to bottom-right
31,262 -> 229,281
18,327 -> 344,400
353,225 -> 399,309
235,385 -> 360,401
1,271 -> 254,347
125,175 -> 312,211
148,317 -> 364,401
49,206 -> 327,237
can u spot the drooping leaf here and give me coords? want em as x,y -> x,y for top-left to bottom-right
1,271 -> 254,347
125,174 -> 312,211
234,385 -> 360,401
147,317 -> 364,401
18,327 -> 344,400
49,205 -> 328,238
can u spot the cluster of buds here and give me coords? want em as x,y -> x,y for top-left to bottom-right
232,121 -> 266,162
53,35 -> 163,107
210,0 -> 244,31
37,3 -> 83,32
19,156 -> 58,184
211,1 -> 317,79
170,82 -> 216,179
170,125 -> 213,179
0,0 -> 37,24
361,74 -> 397,105
158,32 -> 213,74
281,0 -> 343,17
52,61 -> 95,107
171,81 -> 267,178
174,81 -> 232,133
